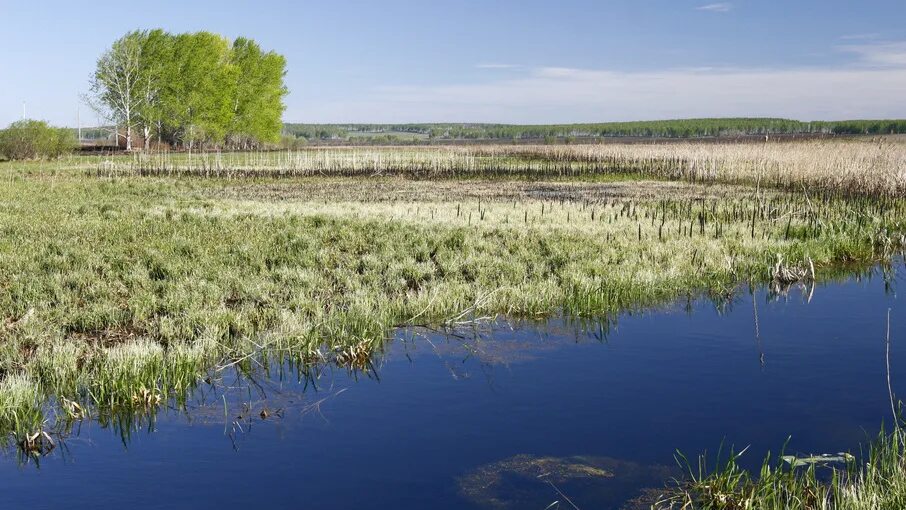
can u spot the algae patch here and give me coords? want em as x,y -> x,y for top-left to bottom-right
458,454 -> 675,509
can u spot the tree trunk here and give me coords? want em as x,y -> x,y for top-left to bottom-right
143,126 -> 151,151
124,105 -> 132,151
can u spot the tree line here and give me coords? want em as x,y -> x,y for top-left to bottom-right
284,118 -> 906,142
86,29 -> 288,150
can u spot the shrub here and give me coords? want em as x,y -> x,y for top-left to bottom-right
0,119 -> 75,160
280,134 -> 307,150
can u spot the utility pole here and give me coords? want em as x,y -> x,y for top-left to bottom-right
21,101 -> 26,120
77,106 -> 82,145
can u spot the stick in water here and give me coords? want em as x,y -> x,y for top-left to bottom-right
887,308 -> 897,427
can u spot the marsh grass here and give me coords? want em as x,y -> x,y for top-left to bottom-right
657,427 -> 906,510
0,375 -> 44,442
0,143 -> 905,453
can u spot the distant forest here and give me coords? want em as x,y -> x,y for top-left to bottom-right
74,118 -> 906,148
283,118 -> 906,143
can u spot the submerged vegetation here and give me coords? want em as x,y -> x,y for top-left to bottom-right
459,454 -> 675,509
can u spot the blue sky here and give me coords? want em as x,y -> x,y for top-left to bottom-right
2,0 -> 905,126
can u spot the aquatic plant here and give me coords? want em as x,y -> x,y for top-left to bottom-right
657,428 -> 906,510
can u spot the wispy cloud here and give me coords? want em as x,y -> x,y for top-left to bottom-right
696,3 -> 733,12
476,63 -> 522,70
839,41 -> 906,67
297,59 -> 906,123
839,33 -> 881,41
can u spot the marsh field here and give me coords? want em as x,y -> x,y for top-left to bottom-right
3,137 -> 906,509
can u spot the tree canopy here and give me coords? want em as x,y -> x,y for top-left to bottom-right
87,30 -> 288,150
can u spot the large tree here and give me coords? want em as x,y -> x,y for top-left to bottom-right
87,30 -> 288,150
86,31 -> 153,150
134,29 -> 172,150
229,38 -> 288,148
162,32 -> 238,148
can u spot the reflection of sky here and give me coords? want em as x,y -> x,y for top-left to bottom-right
2,262 -> 905,510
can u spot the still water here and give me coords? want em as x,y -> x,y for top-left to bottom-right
2,263 -> 905,509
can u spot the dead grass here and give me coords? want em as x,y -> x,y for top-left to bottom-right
201,177 -> 754,204
95,139 -> 906,197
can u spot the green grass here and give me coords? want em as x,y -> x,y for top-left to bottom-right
657,427 -> 906,510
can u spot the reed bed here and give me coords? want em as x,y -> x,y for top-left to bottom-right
96,139 -> 906,197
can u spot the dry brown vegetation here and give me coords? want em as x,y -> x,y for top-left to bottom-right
202,178 -> 753,203
100,138 -> 906,197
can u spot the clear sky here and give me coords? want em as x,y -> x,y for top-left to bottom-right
2,0 -> 905,126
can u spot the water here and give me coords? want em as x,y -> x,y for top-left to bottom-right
2,263 -> 905,509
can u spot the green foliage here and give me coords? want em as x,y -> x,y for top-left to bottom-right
279,134 -> 307,150
229,38 -> 288,147
0,120 -> 75,160
165,32 -> 239,146
90,30 -> 288,149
